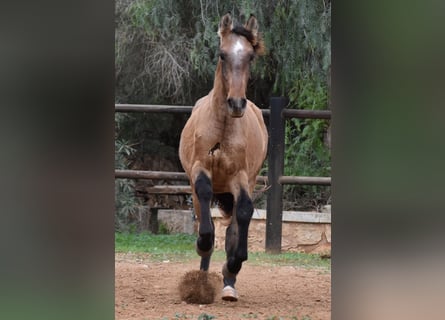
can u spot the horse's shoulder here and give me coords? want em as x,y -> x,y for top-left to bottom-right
246,100 -> 265,120
191,95 -> 210,114
246,99 -> 259,110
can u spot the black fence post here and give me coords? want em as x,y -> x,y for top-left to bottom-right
266,97 -> 288,253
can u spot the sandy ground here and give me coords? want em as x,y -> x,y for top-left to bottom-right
115,253 -> 330,320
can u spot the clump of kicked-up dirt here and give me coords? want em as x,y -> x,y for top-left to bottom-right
178,270 -> 222,304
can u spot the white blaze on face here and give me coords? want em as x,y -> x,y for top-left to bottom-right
232,39 -> 245,57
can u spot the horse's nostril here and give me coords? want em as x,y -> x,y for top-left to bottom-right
227,98 -> 246,110
240,98 -> 247,109
227,98 -> 234,109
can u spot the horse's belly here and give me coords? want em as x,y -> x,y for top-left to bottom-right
210,166 -> 234,193
208,154 -> 236,192
212,182 -> 231,194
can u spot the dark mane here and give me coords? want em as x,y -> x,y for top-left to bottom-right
231,25 -> 265,55
231,25 -> 255,43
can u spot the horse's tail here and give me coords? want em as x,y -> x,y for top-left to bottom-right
213,193 -> 234,227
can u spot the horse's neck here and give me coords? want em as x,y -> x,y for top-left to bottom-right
206,90 -> 234,138
208,96 -> 238,140
209,62 -> 236,125
211,62 -> 227,111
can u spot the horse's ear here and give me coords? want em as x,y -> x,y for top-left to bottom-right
218,13 -> 233,37
245,14 -> 259,38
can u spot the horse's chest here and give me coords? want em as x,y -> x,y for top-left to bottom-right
193,127 -> 247,183
211,143 -> 243,171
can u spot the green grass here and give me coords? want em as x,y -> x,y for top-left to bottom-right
116,232 -> 196,252
115,232 -> 198,261
115,232 -> 330,269
248,251 -> 330,269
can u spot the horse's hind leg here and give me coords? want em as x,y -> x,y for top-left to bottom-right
222,187 -> 253,301
222,221 -> 239,300
193,171 -> 214,271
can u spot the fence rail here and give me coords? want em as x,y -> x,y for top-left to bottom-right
115,169 -> 330,185
115,104 -> 331,119
115,100 -> 331,253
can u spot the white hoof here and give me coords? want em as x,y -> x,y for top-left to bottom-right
221,285 -> 238,301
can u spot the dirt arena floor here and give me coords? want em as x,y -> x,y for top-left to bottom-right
115,253 -> 331,320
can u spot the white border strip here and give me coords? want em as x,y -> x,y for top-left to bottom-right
156,208 -> 331,224
211,208 -> 331,223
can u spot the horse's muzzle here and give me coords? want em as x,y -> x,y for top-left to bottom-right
227,98 -> 247,117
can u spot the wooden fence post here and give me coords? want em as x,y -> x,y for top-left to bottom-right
266,97 -> 288,253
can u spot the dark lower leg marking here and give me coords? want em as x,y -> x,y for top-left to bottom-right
234,188 -> 253,262
197,233 -> 213,253
197,220 -> 214,271
194,172 -> 214,270
224,188 -> 253,277
200,255 -> 211,271
224,223 -> 239,286
222,262 -> 237,287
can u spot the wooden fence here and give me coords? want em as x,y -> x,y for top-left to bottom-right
115,98 -> 331,253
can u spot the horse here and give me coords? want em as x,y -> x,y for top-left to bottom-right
179,13 -> 268,301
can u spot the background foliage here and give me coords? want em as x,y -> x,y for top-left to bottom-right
115,0 -> 331,228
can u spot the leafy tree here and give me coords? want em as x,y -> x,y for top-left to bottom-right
115,114 -> 141,231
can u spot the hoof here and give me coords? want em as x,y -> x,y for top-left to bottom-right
221,285 -> 238,301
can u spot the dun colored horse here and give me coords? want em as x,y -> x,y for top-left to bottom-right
179,13 -> 268,301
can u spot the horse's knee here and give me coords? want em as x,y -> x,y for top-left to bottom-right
197,235 -> 214,256
236,189 -> 253,224
226,256 -> 243,275
195,172 -> 212,201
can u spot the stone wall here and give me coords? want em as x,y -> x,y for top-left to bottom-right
157,207 -> 331,255
157,209 -> 195,235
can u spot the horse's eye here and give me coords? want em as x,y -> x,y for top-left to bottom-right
219,53 -> 226,61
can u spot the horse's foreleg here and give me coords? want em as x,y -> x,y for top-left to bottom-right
194,171 -> 214,271
222,187 -> 253,300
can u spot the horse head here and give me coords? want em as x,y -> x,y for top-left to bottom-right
217,13 -> 264,117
